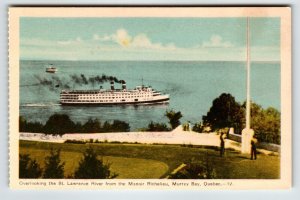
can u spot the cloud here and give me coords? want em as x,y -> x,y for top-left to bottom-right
93,34 -> 112,41
130,33 -> 176,50
93,34 -> 100,40
113,29 -> 132,47
76,37 -> 82,42
20,32 -> 279,61
202,35 -> 233,48
57,37 -> 83,45
93,28 -> 177,50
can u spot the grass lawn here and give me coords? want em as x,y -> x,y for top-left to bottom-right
19,148 -> 169,178
19,140 -> 280,179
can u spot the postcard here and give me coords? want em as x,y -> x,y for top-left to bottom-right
9,7 -> 291,189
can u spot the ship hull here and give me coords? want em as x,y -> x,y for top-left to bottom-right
60,97 -> 169,106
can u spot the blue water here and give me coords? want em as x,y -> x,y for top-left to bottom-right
20,60 -> 280,131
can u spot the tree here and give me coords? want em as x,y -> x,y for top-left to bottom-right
101,121 -> 111,132
19,154 -> 42,178
165,110 -> 183,130
43,149 -> 65,178
19,116 -> 44,133
192,122 -> 204,133
82,118 -> 101,133
19,116 -> 26,132
202,93 -> 244,132
43,114 -> 75,135
146,121 -> 170,131
74,147 -> 117,179
202,93 -> 281,144
246,103 -> 281,144
109,120 -> 130,132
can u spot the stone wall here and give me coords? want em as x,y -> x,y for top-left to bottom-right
228,133 -> 280,153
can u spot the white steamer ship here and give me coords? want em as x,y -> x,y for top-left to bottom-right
60,80 -> 169,105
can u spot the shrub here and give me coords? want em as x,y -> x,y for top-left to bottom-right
43,149 -> 65,179
169,155 -> 217,179
19,116 -> 44,133
146,121 -> 170,131
192,122 -> 204,133
19,154 -> 42,178
64,139 -> 86,144
82,118 -> 101,133
20,114 -> 131,135
111,120 -> 130,132
74,147 -> 117,179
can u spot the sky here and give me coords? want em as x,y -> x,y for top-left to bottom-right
20,17 -> 280,61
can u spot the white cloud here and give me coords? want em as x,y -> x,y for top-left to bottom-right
57,40 -> 72,45
76,37 -> 82,42
20,32 -> 279,61
57,37 -> 83,46
131,34 -> 152,47
93,34 -> 112,41
93,28 -> 177,50
93,34 -> 100,40
202,35 -> 233,48
109,28 -> 132,47
130,33 -> 176,51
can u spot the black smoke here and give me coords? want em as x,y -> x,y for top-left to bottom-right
27,74 -> 123,91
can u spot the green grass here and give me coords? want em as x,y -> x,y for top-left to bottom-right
19,147 -> 168,179
19,140 -> 280,179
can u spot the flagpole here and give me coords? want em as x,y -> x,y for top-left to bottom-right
241,17 -> 254,154
246,17 -> 251,129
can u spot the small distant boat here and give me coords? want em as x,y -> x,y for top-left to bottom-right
46,64 -> 57,73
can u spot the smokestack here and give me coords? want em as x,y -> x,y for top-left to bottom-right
110,81 -> 114,90
122,80 -> 126,90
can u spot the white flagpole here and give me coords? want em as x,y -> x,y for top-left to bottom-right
246,17 -> 251,129
241,17 -> 254,154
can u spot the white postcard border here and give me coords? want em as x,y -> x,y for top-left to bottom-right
8,7 -> 291,190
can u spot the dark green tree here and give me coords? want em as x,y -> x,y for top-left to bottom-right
74,147 -> 117,179
101,121 -> 111,132
43,114 -> 75,135
146,121 -> 170,131
19,116 -> 26,132
43,149 -> 65,178
202,93 -> 280,144
19,116 -> 44,133
202,93 -> 244,132
192,122 -> 204,133
165,110 -> 183,130
82,118 -> 101,133
110,120 -> 130,132
19,154 -> 42,178
73,122 -> 83,133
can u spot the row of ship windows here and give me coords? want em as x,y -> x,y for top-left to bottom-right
63,94 -> 151,97
62,100 -> 119,103
62,96 -> 150,99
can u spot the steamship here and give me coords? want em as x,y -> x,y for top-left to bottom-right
60,80 -> 170,105
45,64 -> 57,73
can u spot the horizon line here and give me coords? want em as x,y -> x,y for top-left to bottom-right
20,59 -> 281,63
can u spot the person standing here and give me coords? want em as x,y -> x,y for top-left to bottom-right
220,132 -> 225,157
251,136 -> 258,160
